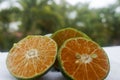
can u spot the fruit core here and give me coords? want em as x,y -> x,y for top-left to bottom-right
26,49 -> 38,59
75,53 -> 97,64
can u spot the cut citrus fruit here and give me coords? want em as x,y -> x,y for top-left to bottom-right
6,35 -> 57,79
58,37 -> 110,80
51,28 -> 90,49
51,28 -> 90,70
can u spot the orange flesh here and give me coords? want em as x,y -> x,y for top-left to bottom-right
52,29 -> 86,48
7,36 -> 57,78
60,38 -> 109,80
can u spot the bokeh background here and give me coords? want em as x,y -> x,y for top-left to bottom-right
0,0 -> 120,51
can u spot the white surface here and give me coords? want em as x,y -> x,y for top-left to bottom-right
0,46 -> 120,80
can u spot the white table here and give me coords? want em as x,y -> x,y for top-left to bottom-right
0,46 -> 120,80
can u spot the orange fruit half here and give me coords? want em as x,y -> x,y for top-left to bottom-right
51,28 -> 91,70
6,35 -> 57,79
58,37 -> 110,80
51,28 -> 90,49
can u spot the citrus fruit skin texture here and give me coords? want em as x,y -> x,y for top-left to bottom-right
58,37 -> 110,80
6,35 -> 57,80
51,28 -> 90,49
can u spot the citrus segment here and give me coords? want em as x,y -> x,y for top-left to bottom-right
51,28 -> 90,49
6,35 -> 57,79
58,37 -> 110,80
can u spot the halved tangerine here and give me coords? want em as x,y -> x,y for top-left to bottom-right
51,28 -> 91,70
6,35 -> 57,79
51,28 -> 90,49
58,37 -> 110,80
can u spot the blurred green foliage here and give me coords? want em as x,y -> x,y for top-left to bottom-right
0,0 -> 120,51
